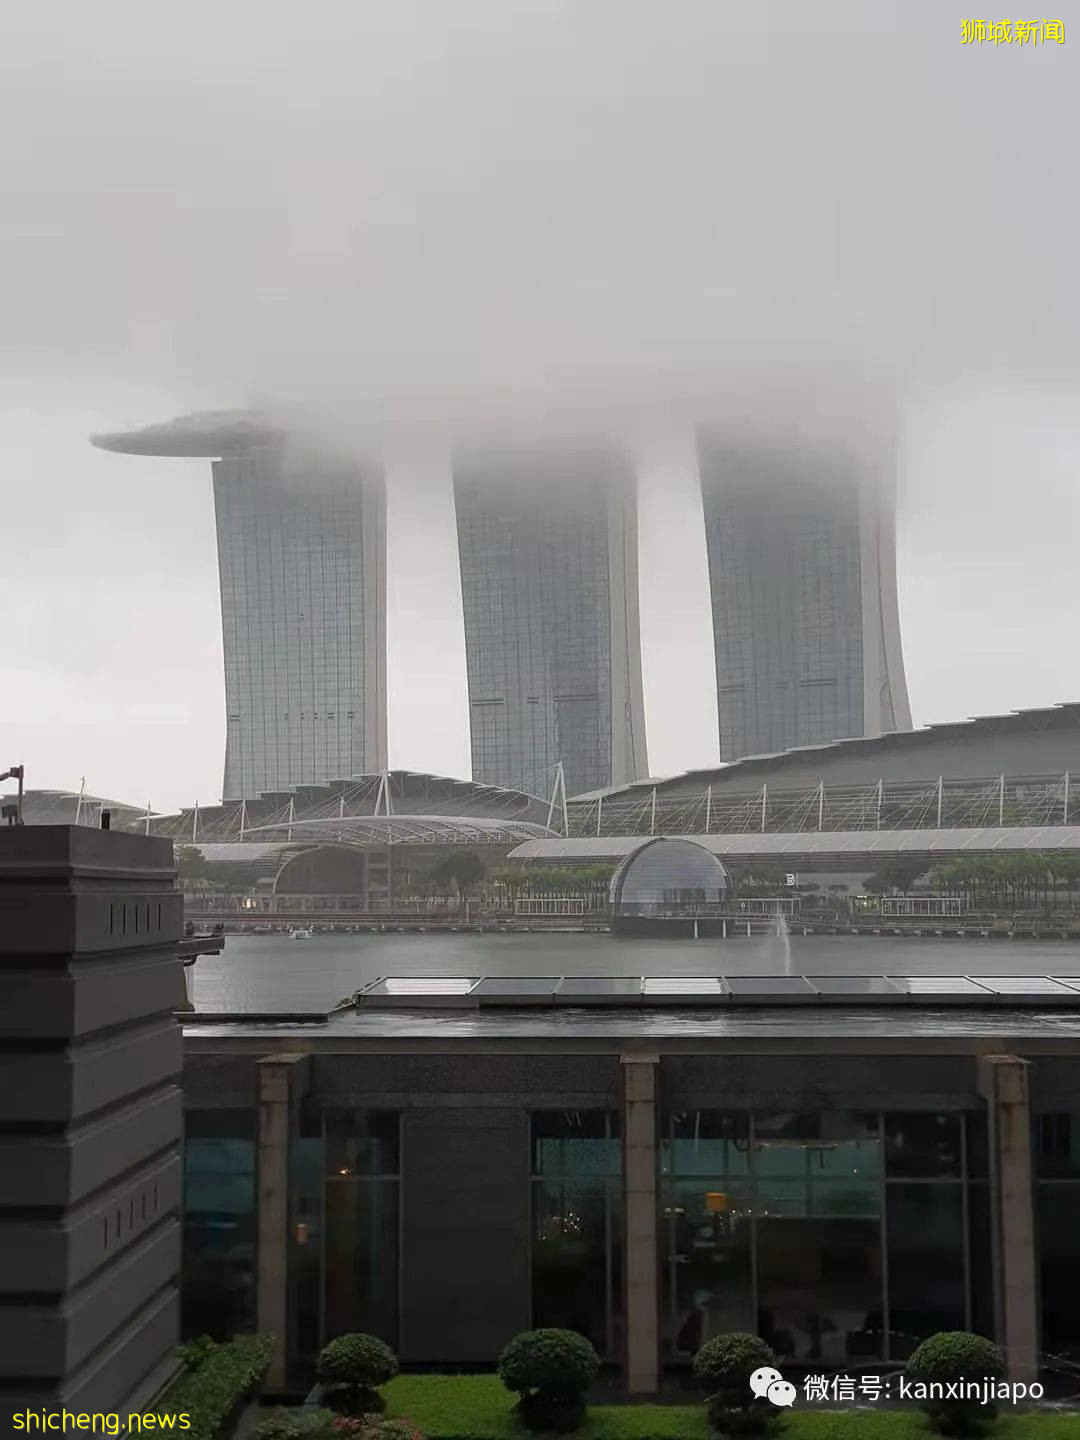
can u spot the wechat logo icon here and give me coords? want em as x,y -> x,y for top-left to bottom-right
749,1367 -> 796,1408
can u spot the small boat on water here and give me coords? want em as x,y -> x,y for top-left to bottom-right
289,926 -> 314,940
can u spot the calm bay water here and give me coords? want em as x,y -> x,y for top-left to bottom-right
190,930 -> 1080,1014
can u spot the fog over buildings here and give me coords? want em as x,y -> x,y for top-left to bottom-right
2,3 -> 1079,808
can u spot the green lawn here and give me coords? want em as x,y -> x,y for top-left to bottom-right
382,1374 -> 1077,1440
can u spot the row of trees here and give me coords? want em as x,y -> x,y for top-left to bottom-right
927,851 -> 1080,910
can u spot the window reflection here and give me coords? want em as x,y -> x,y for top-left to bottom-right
182,1109 -> 256,1341
758,1219 -> 881,1364
664,1181 -> 753,1353
885,1113 -> 962,1178
664,1111 -> 749,1177
289,1108 -> 324,1379
1036,1111 -> 1080,1179
1039,1185 -> 1080,1361
322,1111 -> 400,1349
531,1112 -> 622,1357
886,1184 -> 966,1358
1036,1111 -> 1080,1360
532,1109 -> 621,1177
662,1108 -> 986,1362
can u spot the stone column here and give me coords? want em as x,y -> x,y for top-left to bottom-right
257,1053 -> 309,1390
621,1053 -> 660,1394
976,1055 -> 1038,1382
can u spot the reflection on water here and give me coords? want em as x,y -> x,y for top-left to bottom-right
190,931 -> 1080,1014
768,915 -> 793,975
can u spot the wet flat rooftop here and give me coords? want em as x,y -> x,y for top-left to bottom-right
182,974 -> 1080,1053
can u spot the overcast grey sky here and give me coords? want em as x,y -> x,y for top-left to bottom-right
2,4 -> 1078,811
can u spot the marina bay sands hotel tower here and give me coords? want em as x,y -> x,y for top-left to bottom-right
93,409 -> 910,802
93,413 -> 389,802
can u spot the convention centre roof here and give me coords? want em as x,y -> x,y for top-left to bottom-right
509,824 -> 1080,867
571,702 -> 1080,800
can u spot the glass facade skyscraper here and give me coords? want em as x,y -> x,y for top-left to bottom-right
92,413 -> 388,799
698,436 -> 911,761
454,455 -> 647,799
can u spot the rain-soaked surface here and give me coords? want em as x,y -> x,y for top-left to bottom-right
188,929 -> 1080,1016
184,1003 -> 1080,1044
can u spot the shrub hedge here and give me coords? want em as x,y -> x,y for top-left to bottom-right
155,1333 -> 273,1440
251,1411 -> 422,1440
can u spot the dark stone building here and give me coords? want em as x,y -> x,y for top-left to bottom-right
181,978 -> 1080,1392
0,829 -> 186,1426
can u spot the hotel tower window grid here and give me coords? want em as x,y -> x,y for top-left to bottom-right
213,446 -> 379,799
455,467 -> 616,798
699,445 -> 867,761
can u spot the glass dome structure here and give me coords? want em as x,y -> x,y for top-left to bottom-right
609,837 -> 730,920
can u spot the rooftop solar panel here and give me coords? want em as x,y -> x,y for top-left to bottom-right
358,976 -> 479,1008
886,976 -> 993,1004
725,975 -> 817,1004
556,977 -> 644,1003
642,976 -> 727,994
350,973 -> 1080,1011
809,975 -> 906,999
471,977 -> 560,1005
970,976 -> 1080,1000
641,977 -> 729,1004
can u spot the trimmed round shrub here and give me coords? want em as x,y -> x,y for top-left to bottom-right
317,1334 -> 400,1416
498,1328 -> 600,1432
693,1333 -> 784,1437
905,1331 -> 1006,1436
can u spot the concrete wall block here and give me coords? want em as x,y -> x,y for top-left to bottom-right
0,956 -> 186,1041
182,1051 -> 259,1104
311,1052 -> 620,1101
0,891 -> 183,957
662,1054 -> 977,1108
0,1287 -> 180,1429
2,1222 -> 180,1378
0,1019 -> 181,1123
0,1087 -> 182,1207
0,1154 -> 181,1292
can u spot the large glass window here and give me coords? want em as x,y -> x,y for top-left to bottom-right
754,1113 -> 881,1361
289,1107 -> 325,1377
757,1217 -> 881,1363
754,1111 -> 881,1221
182,1108 -> 256,1340
886,1184 -> 966,1356
1036,1111 -> 1080,1360
663,1109 -> 987,1364
663,1114 -> 754,1354
885,1112 -> 962,1178
531,1111 -> 622,1358
323,1111 -> 400,1348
